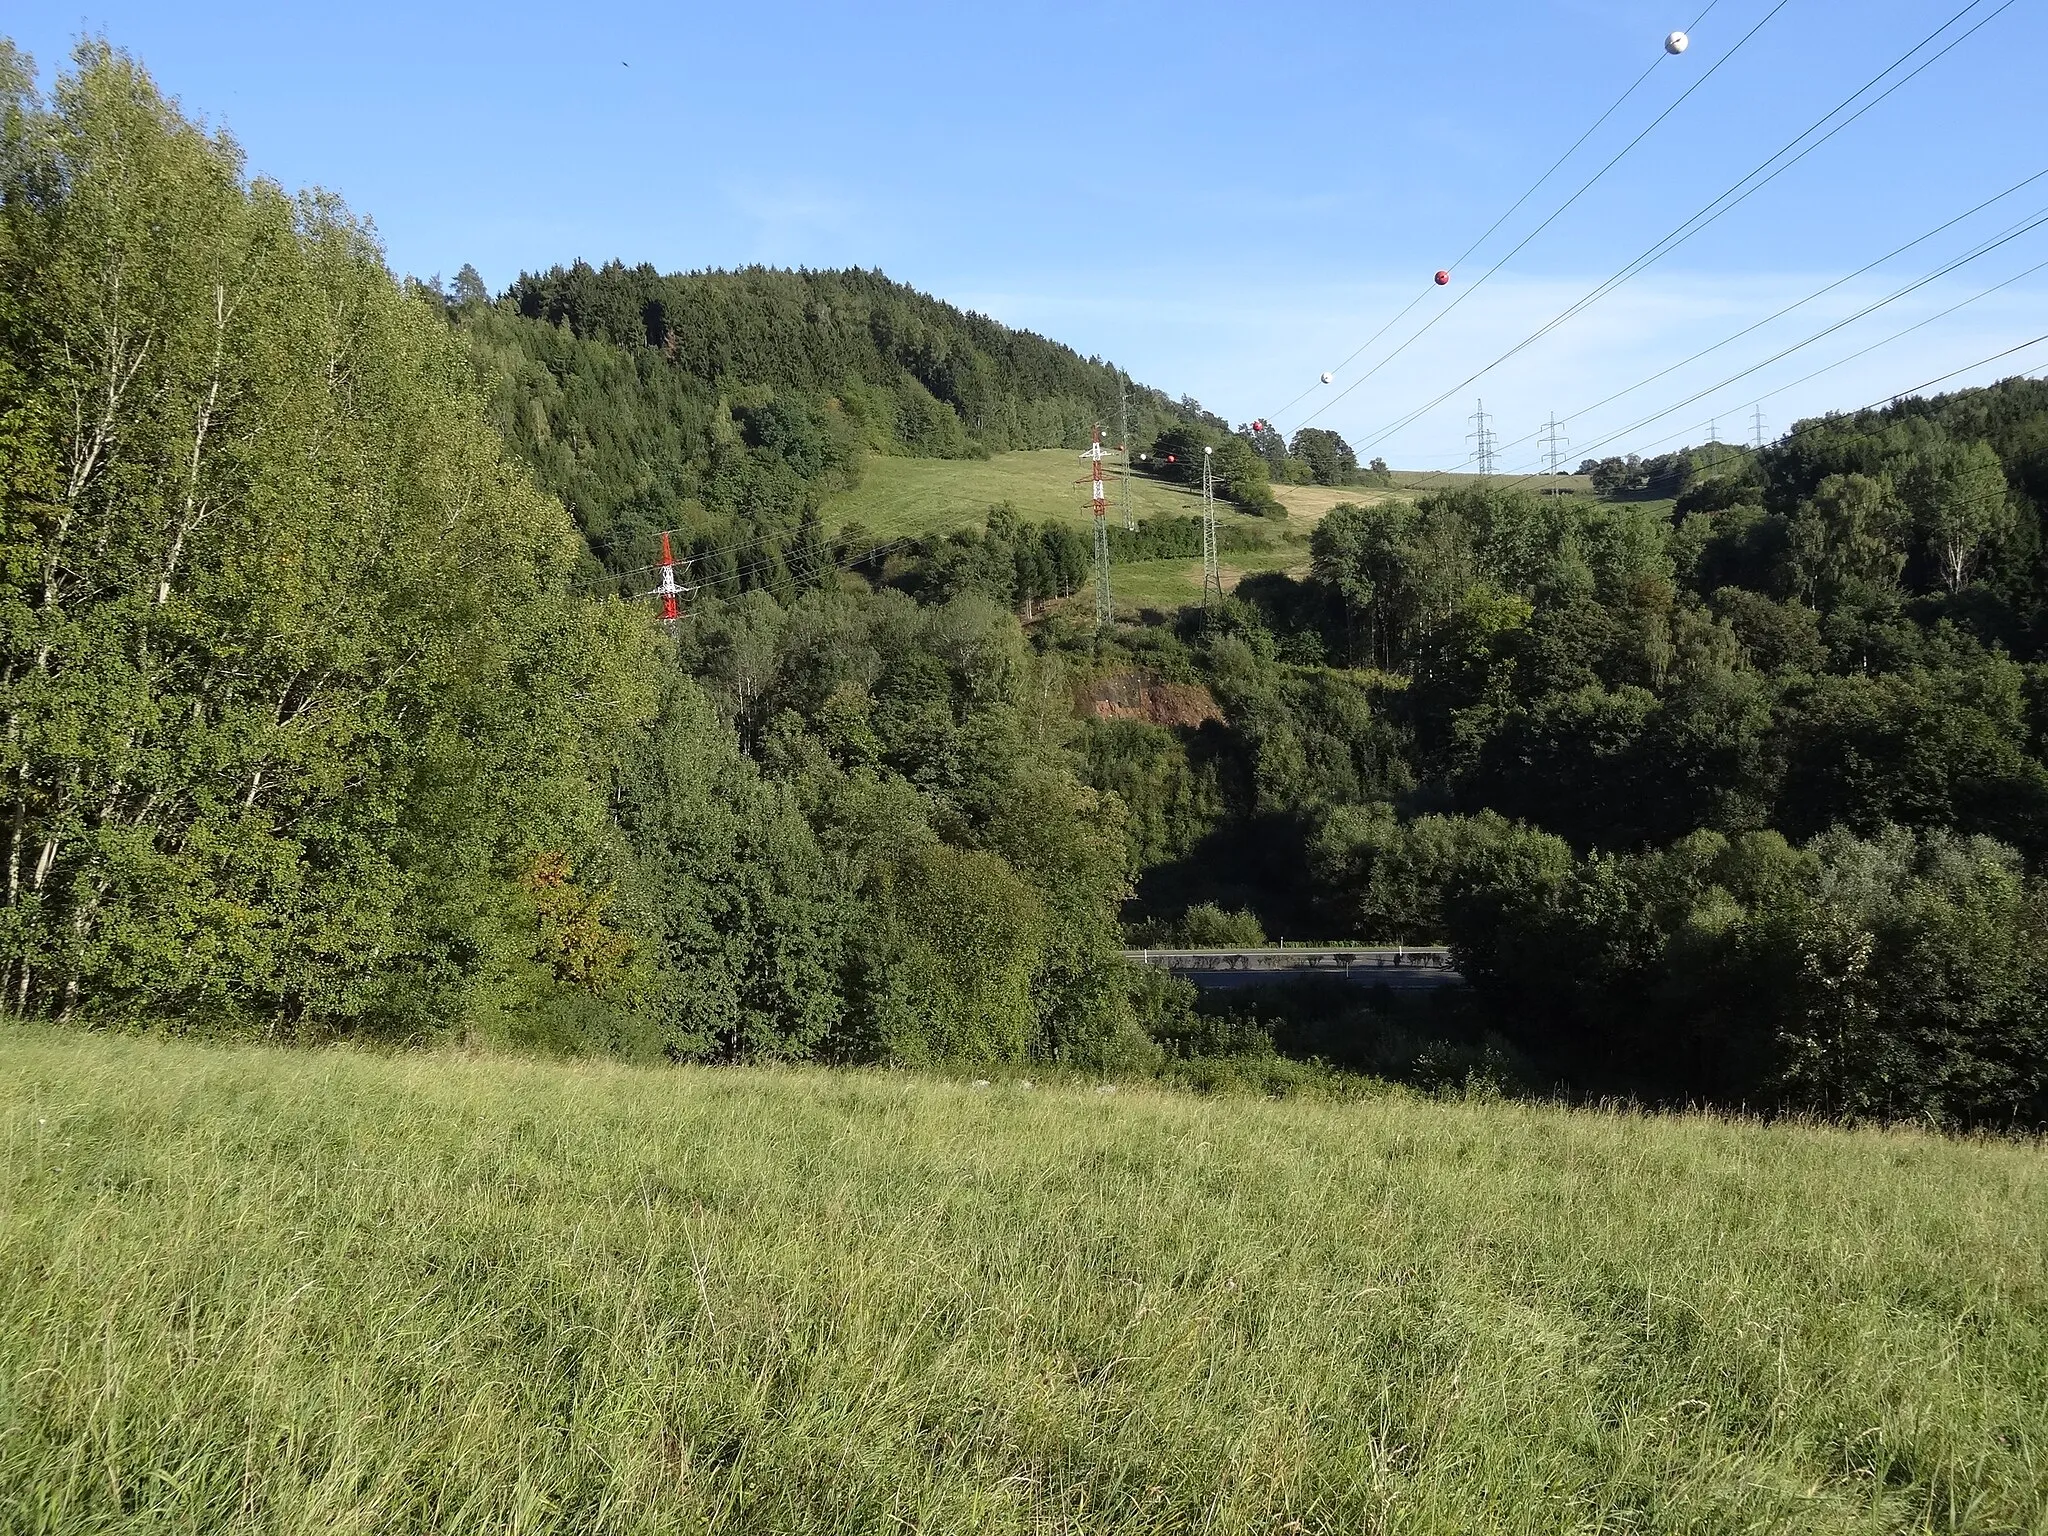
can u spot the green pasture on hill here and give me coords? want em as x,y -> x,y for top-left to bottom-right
3,1028 -> 2044,1535
823,449 -> 1284,542
819,452 -> 1607,572
1050,544 -> 1311,617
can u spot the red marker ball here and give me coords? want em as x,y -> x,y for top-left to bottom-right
1434,270 -> 1450,286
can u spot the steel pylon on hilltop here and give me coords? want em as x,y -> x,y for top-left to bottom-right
1468,399 -> 1497,477
1200,444 -> 1222,608
1087,425 -> 1113,630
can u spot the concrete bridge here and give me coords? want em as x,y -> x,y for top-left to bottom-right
1122,946 -> 1462,991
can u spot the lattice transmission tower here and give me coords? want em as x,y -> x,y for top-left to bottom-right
1200,444 -> 1223,607
1468,399 -> 1497,477
1751,404 -> 1768,450
1087,425 -> 1113,630
1540,413 -> 1570,477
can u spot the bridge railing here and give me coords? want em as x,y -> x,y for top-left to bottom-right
1120,945 -> 1455,972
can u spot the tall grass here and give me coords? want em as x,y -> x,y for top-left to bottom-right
2,1027 -> 2043,1533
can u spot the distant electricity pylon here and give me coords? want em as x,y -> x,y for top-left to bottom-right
1540,413 -> 1570,475
1200,444 -> 1223,607
1751,404 -> 1768,450
1117,375 -> 1137,531
1468,399 -> 1497,477
1087,424 -> 1113,630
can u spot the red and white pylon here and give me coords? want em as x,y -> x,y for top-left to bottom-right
1088,425 -> 1111,628
656,530 -> 682,622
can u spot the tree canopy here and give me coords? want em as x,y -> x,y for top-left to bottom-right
10,38 -> 2048,1127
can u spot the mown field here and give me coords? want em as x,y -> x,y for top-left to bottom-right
824,449 -> 1335,541
822,450 -> 1212,540
824,450 -> 1325,610
3,1029 -> 2044,1534
1079,545 -> 1309,616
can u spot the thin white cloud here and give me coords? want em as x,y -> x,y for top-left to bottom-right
954,263 -> 2048,466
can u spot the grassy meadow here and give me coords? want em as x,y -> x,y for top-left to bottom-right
823,449 -> 1326,611
3,1028 -> 2045,1534
1063,545 -> 1310,618
824,449 -> 1278,542
822,450 -> 1593,547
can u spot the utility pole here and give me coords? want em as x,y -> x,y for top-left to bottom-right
1468,399 -> 1497,477
1540,413 -> 1569,480
1118,374 -> 1137,531
1200,444 -> 1223,607
1088,425 -> 1113,630
1751,404 -> 1767,450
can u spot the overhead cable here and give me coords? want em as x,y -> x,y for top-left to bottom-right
1272,2 -> 1728,424
1318,0 -> 2021,453
1283,0 -> 1781,428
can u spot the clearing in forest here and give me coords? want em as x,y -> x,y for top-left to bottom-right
824,447 -> 1280,541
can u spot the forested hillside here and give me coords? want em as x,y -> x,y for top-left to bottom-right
452,262 -> 1227,583
1043,380 -> 2048,1123
0,44 -> 1152,1073
8,41 -> 2048,1127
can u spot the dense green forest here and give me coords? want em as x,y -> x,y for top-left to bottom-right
449,259 -> 1242,588
0,44 -> 1156,1075
1052,386 -> 2048,1123
6,42 -> 2048,1126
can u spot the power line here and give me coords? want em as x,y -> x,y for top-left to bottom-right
1327,0 -> 2021,457
572,519 -> 922,607
1522,210 -> 2048,467
1461,197 -> 2048,475
1272,3 -> 1724,424
1490,331 -> 2048,498
677,534 -> 916,606
1388,296 -> 2048,498
1732,252 -> 2048,415
1511,165 -> 2048,444
570,517 -> 827,592
1424,183 -> 2048,487
1118,375 -> 1137,532
1290,0 -> 1792,433
1463,255 -> 2048,487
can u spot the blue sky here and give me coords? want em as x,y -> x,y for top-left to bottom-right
15,1 -> 2047,468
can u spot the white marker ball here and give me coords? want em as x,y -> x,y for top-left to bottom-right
1320,371 -> 1333,384
1665,30 -> 1688,54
